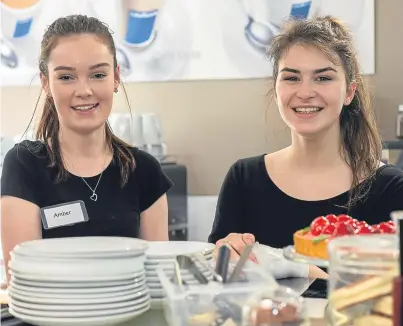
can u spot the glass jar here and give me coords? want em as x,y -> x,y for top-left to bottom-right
327,234 -> 399,326
391,210 -> 403,236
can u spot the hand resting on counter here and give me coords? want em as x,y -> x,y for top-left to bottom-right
213,233 -> 328,280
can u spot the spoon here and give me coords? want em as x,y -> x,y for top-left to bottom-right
1,37 -> 18,69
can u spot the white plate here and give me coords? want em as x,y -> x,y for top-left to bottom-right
283,245 -> 329,268
146,274 -> 212,284
145,271 -> 212,280
146,282 -> 163,289
13,237 -> 148,258
148,288 -> 165,297
145,254 -> 213,264
11,274 -> 145,288
9,270 -> 145,282
9,280 -> 145,295
145,264 -> 210,273
9,284 -> 147,300
10,301 -> 150,319
146,269 -> 212,279
150,298 -> 164,309
145,257 -> 212,267
145,241 -> 215,258
10,293 -> 150,312
9,255 -> 145,277
11,250 -> 145,262
9,303 -> 150,324
8,288 -> 149,305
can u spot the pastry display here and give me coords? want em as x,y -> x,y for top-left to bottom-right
250,299 -> 300,325
293,214 -> 396,260
326,233 -> 399,326
328,268 -> 397,326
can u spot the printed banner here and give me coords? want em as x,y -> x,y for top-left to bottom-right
0,0 -> 374,86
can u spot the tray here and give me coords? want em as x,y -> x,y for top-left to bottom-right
283,246 -> 329,268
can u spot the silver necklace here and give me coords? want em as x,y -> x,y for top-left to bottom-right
81,173 -> 103,202
63,150 -> 108,202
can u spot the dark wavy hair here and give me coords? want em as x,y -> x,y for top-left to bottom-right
267,16 -> 382,207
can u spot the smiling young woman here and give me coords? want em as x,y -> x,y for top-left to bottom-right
1,15 -> 172,283
208,16 -> 403,279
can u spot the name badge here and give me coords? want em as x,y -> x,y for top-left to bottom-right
40,200 -> 89,229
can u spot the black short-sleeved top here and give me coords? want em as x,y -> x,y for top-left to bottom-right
1,140 -> 173,239
208,155 -> 403,247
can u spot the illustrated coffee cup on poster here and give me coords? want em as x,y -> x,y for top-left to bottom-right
316,0 -> 365,31
119,0 -> 165,48
1,0 -> 44,40
241,0 -> 321,48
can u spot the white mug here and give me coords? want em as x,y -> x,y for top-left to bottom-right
0,0 -> 44,40
108,113 -> 134,145
141,113 -> 163,145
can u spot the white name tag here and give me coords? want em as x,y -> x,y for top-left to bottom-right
40,200 -> 89,229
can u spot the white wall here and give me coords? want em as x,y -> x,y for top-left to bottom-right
187,196 -> 218,242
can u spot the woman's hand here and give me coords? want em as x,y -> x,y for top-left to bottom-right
214,233 -> 257,262
308,265 -> 328,279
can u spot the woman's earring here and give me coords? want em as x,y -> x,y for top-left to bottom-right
114,88 -> 118,93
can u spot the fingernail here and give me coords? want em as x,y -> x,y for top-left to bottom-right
250,254 -> 258,263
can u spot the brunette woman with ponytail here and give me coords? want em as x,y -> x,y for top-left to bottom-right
1,15 -> 172,280
209,16 -> 403,280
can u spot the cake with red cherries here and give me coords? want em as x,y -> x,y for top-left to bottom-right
293,214 -> 396,259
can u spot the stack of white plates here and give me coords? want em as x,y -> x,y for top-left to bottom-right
144,241 -> 215,305
7,237 -> 150,326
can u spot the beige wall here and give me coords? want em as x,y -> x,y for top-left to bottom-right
1,0 -> 402,195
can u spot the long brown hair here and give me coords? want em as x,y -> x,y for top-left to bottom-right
267,16 -> 382,207
30,15 -> 135,187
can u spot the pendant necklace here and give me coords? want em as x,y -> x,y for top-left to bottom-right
64,149 -> 108,202
81,173 -> 103,201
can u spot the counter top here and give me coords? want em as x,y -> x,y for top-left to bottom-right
123,297 -> 329,325
2,277 -> 329,325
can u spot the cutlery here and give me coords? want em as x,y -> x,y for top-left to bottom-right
215,244 -> 231,283
228,244 -> 255,283
176,255 -> 209,285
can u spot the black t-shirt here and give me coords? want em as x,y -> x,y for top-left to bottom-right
208,155 -> 403,247
0,140 -> 173,239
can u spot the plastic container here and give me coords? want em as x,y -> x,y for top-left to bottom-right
242,286 -> 307,325
157,258 -> 281,326
327,234 -> 399,326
